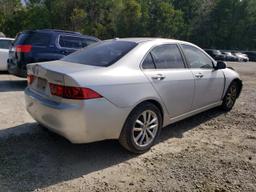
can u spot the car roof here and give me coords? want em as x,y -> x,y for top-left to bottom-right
23,29 -> 81,35
0,37 -> 14,41
112,37 -> 193,45
20,29 -> 99,40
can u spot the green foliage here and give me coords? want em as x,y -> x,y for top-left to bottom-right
117,0 -> 142,37
0,0 -> 255,50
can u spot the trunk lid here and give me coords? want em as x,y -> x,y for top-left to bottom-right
27,60 -> 101,100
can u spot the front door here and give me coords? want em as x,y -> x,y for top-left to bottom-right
181,44 -> 225,109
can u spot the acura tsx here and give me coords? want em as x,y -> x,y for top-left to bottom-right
25,38 -> 242,153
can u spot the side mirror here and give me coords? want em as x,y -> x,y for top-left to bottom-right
215,61 -> 227,70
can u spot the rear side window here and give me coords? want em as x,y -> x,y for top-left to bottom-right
150,44 -> 185,69
62,40 -> 137,67
13,32 -> 51,46
0,40 -> 12,49
59,35 -> 97,49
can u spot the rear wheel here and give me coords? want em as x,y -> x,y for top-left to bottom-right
119,102 -> 162,154
221,82 -> 238,111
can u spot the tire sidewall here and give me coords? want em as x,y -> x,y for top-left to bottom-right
123,103 -> 162,153
222,81 -> 238,111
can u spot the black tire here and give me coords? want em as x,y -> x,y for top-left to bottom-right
221,81 -> 239,111
119,102 -> 162,154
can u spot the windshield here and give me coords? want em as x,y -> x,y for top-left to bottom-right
62,40 -> 137,67
0,39 -> 12,49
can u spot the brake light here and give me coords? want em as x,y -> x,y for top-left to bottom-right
49,83 -> 102,100
27,74 -> 35,85
16,45 -> 32,53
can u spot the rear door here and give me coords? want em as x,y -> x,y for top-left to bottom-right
181,44 -> 225,109
142,44 -> 195,118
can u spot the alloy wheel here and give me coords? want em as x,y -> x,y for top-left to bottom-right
132,110 -> 159,147
226,85 -> 237,108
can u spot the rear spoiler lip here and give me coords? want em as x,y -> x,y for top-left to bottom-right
27,63 -> 65,86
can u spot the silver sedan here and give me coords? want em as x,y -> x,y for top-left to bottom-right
25,38 -> 242,153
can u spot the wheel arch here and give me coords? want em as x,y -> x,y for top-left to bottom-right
118,99 -> 165,153
123,99 -> 165,129
143,99 -> 164,120
233,78 -> 243,98
224,78 -> 243,99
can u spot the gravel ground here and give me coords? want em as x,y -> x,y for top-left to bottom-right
0,62 -> 255,192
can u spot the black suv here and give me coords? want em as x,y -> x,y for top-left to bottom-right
204,49 -> 226,61
8,29 -> 99,77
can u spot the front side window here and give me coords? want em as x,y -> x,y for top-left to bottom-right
150,44 -> 185,69
0,40 -> 12,49
182,44 -> 213,69
62,40 -> 137,67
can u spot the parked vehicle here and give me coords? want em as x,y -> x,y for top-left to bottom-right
243,51 -> 256,62
25,38 -> 242,153
8,29 -> 100,77
0,32 -> 5,37
204,49 -> 226,61
232,52 -> 249,62
222,52 -> 238,61
0,37 -> 14,71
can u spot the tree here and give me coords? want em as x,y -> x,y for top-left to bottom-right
0,0 -> 255,50
147,1 -> 184,38
117,0 -> 142,37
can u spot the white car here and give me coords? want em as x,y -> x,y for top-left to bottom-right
25,38 -> 243,153
0,37 -> 14,71
233,52 -> 249,62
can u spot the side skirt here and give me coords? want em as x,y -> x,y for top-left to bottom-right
164,101 -> 223,126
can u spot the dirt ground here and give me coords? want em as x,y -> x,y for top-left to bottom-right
0,62 -> 255,192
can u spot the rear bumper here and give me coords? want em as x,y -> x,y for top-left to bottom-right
25,88 -> 130,143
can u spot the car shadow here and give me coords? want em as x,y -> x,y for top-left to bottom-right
159,108 -> 225,141
0,80 -> 27,92
0,108 -> 224,192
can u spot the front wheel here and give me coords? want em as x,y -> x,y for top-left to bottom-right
119,102 -> 162,154
221,82 -> 239,111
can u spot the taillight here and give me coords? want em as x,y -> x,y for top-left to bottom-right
49,83 -> 102,100
16,45 -> 32,53
27,74 -> 35,85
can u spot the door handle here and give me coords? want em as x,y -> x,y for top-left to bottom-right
152,74 -> 165,81
195,73 -> 204,79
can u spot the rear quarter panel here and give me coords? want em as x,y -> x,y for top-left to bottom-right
65,41 -> 168,112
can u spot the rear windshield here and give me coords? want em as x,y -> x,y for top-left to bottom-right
13,32 -> 51,46
62,40 -> 137,67
0,39 -> 12,49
